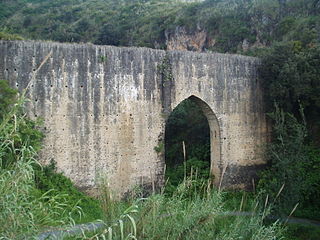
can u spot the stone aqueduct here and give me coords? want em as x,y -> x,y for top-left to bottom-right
0,40 -> 268,196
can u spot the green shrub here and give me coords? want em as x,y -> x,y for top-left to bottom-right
34,161 -> 103,223
165,157 -> 210,195
0,80 -> 17,120
258,106 -> 320,219
0,154 -> 79,239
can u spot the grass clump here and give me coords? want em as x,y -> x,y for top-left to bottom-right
80,176 -> 285,240
137,180 -> 283,239
0,158 -> 79,239
34,161 -> 103,223
0,93 -> 77,238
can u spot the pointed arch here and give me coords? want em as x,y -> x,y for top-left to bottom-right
165,95 -> 221,184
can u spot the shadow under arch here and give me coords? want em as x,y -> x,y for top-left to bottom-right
165,95 -> 221,185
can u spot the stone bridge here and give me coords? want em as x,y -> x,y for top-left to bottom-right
0,40 -> 268,196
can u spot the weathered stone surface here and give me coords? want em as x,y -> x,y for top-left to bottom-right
0,40 -> 268,196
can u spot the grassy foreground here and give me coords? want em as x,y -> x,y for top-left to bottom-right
89,180 -> 285,240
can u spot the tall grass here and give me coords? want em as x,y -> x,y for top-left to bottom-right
136,180 -> 284,239
0,94 -> 79,239
0,154 -> 79,238
84,176 -> 285,240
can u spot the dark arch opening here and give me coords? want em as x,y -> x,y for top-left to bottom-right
164,95 -> 221,190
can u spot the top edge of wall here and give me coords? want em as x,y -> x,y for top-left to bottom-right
0,39 -> 260,62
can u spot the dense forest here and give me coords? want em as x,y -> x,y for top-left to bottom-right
1,0 -> 320,239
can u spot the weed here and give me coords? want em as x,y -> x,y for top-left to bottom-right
153,142 -> 164,153
99,55 -> 107,63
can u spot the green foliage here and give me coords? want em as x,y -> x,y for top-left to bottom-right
260,42 -> 320,115
0,80 -> 43,169
284,224 -> 320,240
165,157 -> 210,196
79,179 -> 285,240
164,98 -> 211,195
157,54 -> 173,84
258,106 -> 320,219
0,31 -> 24,40
0,79 -> 17,120
0,81 -> 77,238
0,0 -> 319,55
260,40 -> 320,147
1,1 -> 320,238
0,157 -> 79,239
153,142 -> 164,153
0,80 -> 103,238
99,55 -> 107,63
165,99 -> 210,166
1,117 -> 44,169
138,187 -> 283,239
253,0 -> 320,225
275,16 -> 296,38
0,0 -> 184,47
34,161 -> 103,223
206,13 -> 254,53
75,204 -> 138,240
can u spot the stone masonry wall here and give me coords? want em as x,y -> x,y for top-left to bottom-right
0,40 -> 268,196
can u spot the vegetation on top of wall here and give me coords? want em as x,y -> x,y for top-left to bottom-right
158,55 -> 174,83
0,31 -> 23,40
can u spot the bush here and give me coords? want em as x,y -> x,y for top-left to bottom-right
258,106 -> 320,219
34,161 -> 103,223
